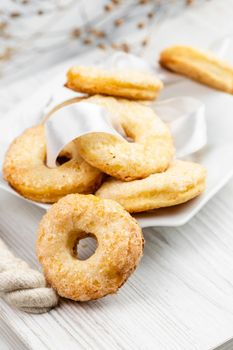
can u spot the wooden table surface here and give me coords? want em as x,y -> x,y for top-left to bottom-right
1,1 -> 233,349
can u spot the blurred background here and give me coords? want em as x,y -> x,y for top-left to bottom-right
0,0 -> 211,86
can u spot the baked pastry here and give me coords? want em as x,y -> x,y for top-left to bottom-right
160,45 -> 233,93
66,65 -> 163,100
37,194 -> 144,301
96,160 -> 206,213
75,95 -> 174,181
3,125 -> 103,203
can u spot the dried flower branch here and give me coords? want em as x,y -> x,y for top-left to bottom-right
0,0 -> 211,82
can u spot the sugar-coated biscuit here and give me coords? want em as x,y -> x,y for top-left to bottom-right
3,125 -> 103,203
160,45 -> 233,93
75,95 -> 174,181
37,194 -> 144,301
96,160 -> 206,213
66,65 -> 163,100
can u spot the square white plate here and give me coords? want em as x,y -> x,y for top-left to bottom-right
1,70 -> 233,228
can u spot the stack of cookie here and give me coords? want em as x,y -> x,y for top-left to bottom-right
3,56 -> 207,212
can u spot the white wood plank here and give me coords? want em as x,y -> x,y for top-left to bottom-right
0,319 -> 27,350
1,179 -> 233,349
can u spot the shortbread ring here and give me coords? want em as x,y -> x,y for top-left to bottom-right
96,160 -> 206,213
66,65 -> 163,100
36,194 -> 144,301
3,125 -> 103,203
75,95 -> 174,181
160,45 -> 233,94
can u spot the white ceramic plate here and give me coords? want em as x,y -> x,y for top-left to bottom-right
1,70 -> 233,227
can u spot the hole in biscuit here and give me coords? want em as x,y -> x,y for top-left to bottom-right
75,236 -> 98,261
56,154 -> 72,166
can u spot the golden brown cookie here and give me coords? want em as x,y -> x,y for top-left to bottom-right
66,65 -> 163,100
96,160 -> 206,213
37,194 -> 144,301
75,95 -> 174,181
3,125 -> 103,203
160,45 -> 233,94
